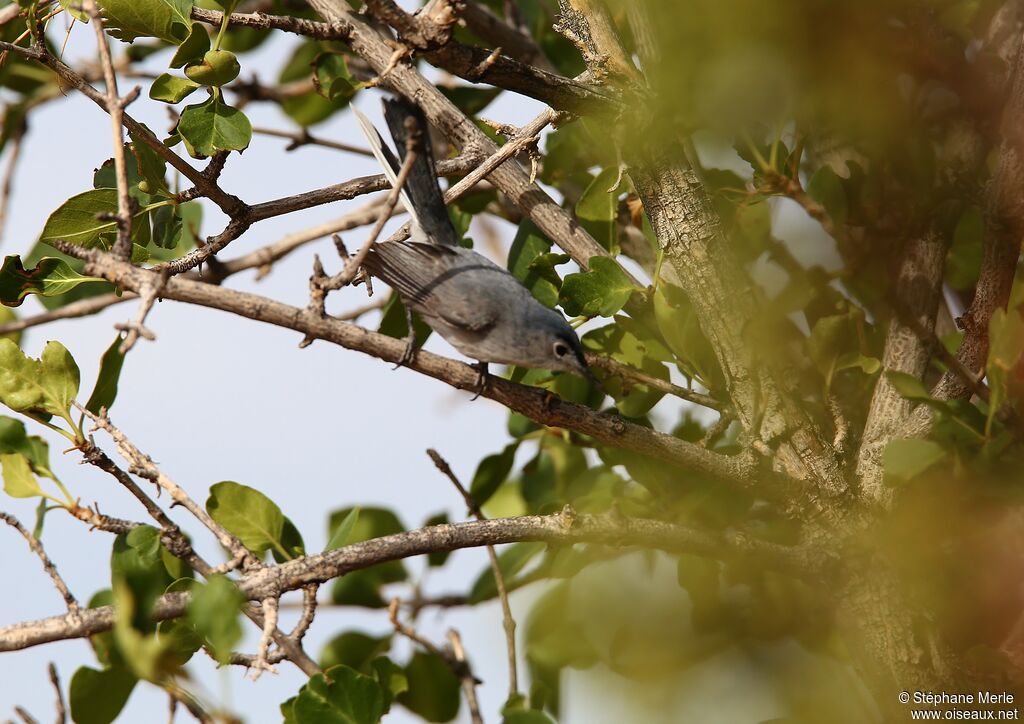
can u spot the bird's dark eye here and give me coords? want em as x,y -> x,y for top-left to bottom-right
554,342 -> 569,357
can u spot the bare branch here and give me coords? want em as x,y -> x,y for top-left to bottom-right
86,0 -> 136,259
427,449 -> 518,699
585,353 -> 725,411
0,42 -> 244,216
0,124 -> 24,246
191,5 -> 610,113
856,231 -> 947,501
461,0 -> 555,71
321,133 -> 420,290
0,511 -> 829,652
251,126 -> 372,156
62,246 -> 770,491
306,0 -> 614,272
250,597 -> 280,680
0,512 -> 79,615
48,663 -> 65,724
80,407 -> 258,568
447,630 -> 484,724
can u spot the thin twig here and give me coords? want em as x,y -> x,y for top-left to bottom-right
427,449 -> 518,699
115,271 -> 167,354
585,354 -> 725,410
0,127 -> 24,245
290,585 -> 318,643
252,126 -> 372,156
250,597 -> 280,679
0,511 -> 830,653
322,137 -> 419,291
48,663 -> 65,724
76,418 -> 322,677
448,630 -> 484,724
388,598 -> 460,665
13,706 -> 38,724
79,406 -> 259,569
384,108 -> 558,244
86,0 -> 137,260
0,512 -> 79,615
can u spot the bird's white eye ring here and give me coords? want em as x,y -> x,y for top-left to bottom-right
554,342 -> 569,357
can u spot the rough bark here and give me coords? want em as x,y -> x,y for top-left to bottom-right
856,232 -> 947,501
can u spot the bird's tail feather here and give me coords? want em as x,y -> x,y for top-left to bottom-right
382,98 -> 460,247
352,105 -> 423,240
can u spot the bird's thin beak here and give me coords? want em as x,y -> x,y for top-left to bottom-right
580,363 -> 601,388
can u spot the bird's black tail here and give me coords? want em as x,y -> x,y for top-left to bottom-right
382,98 -> 461,247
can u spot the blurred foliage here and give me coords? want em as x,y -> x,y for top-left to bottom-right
1,0 -> 1024,722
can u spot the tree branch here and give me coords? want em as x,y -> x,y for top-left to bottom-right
60,245 -> 767,490
0,510 -> 830,653
0,512 -> 80,615
305,0 -> 614,273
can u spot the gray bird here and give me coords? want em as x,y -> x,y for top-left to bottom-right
353,98 -> 596,391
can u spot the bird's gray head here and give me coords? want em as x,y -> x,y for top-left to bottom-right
521,306 -> 597,384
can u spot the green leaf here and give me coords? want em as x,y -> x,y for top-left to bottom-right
424,512 -> 451,566
559,256 -> 639,318
437,85 -> 501,116
68,666 -> 137,724
58,0 -> 90,22
184,49 -> 241,86
293,667 -> 385,724
525,582 -> 599,671
111,525 -> 170,632
149,73 -> 201,103
278,41 -> 352,127
371,656 -> 408,713
806,313 -> 876,388
0,339 -> 80,427
987,307 -> 1024,430
328,508 -> 406,608
806,166 -> 848,228
0,416 -> 54,478
169,22 -> 210,68
211,0 -> 242,12
0,255 -> 105,308
508,221 -> 560,308
187,575 -> 244,664
0,306 -> 19,346
206,480 -> 288,558
97,0 -> 192,44
39,189 -> 155,249
575,167 -> 621,252
176,94 -> 252,157
883,438 -> 947,485
85,336 -> 127,415
1,453 -> 44,498
946,207 -> 983,290
378,294 -> 432,343
157,617 -> 203,666
273,515 -> 306,563
319,631 -> 391,672
885,370 -> 931,401
468,442 -> 518,507
398,652 -> 461,723
470,541 -> 544,603
582,322 -> 671,417
324,507 -> 360,552
502,710 -> 557,724
313,53 -> 360,103
128,130 -> 172,198
652,282 -> 723,387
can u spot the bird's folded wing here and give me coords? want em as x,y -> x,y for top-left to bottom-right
365,242 -> 498,332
